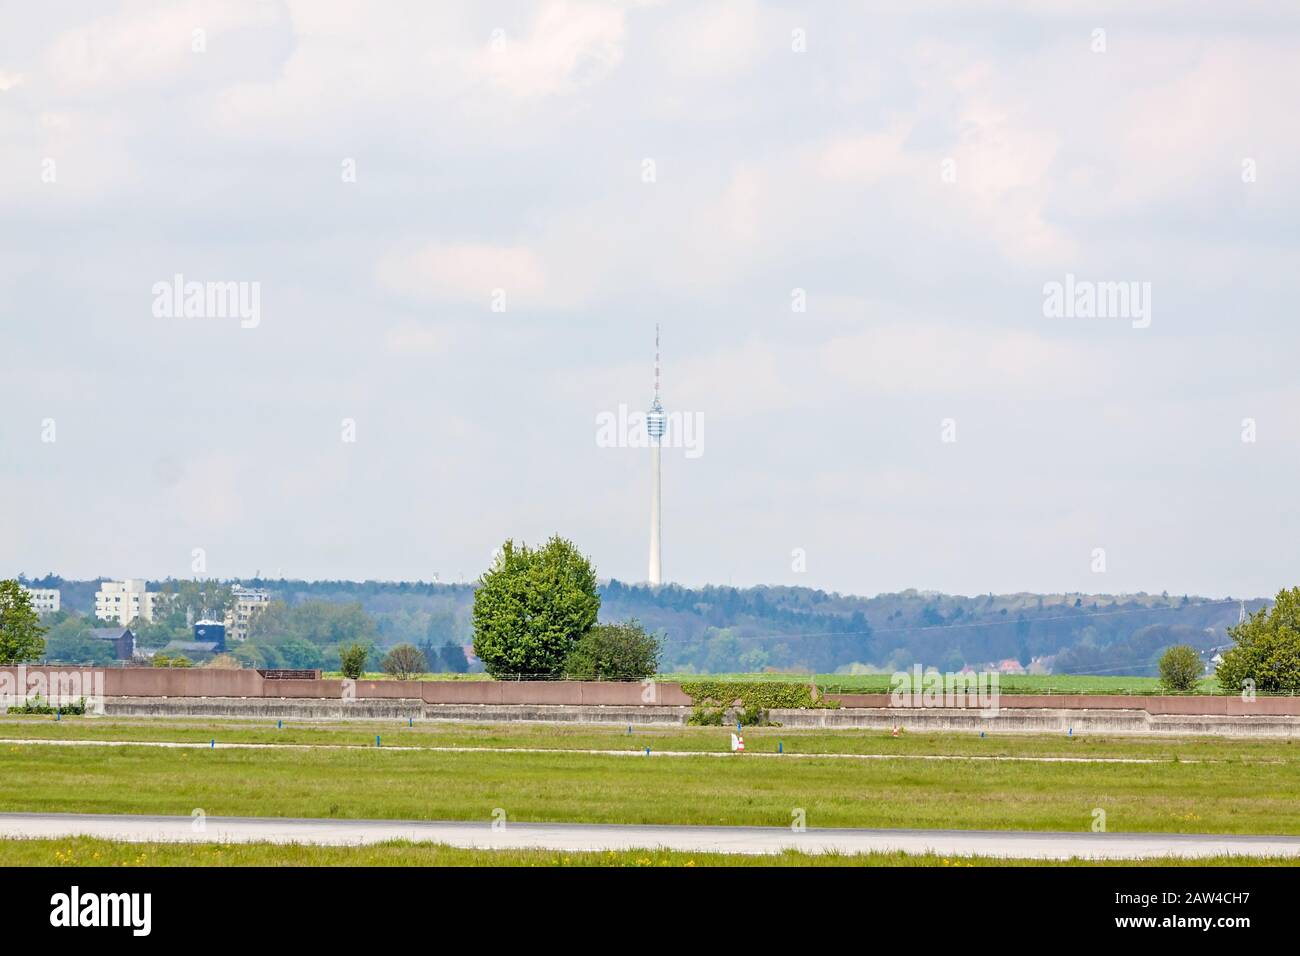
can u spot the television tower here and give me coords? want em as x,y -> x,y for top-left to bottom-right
647,325 -> 666,586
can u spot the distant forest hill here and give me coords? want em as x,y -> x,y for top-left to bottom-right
20,573 -> 1265,677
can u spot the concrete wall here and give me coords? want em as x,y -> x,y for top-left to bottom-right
106,696 -> 424,720
1,666 -> 1295,719
776,706 -> 1300,738
0,667 -> 691,707
419,680 -> 691,706
104,698 -> 692,724
826,692 -> 1300,716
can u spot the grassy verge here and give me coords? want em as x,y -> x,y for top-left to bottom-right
1,737 -> 1298,833
3,836 -> 1297,867
2,715 -> 1298,763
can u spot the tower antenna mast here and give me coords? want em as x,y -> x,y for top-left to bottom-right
647,325 -> 665,586
654,323 -> 661,403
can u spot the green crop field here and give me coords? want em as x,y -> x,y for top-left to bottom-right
663,673 -> 1229,695
318,672 -> 1234,694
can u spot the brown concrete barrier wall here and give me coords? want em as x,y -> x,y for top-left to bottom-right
261,679 -> 337,698
422,681 -> 504,704
0,666 -> 264,699
501,681 -> 582,705
576,681 -> 692,706
826,692 -> 1300,716
354,680 -> 421,699
106,668 -> 264,698
5,666 -> 1294,716
0,666 -> 104,697
416,681 -> 691,706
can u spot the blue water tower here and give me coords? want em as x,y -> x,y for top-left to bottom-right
193,619 -> 227,651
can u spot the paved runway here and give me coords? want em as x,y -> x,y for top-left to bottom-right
1,812 -> 1297,859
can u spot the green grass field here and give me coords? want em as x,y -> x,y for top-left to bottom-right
3,836 -> 1296,867
2,714 -> 1298,761
1,717 -> 1298,835
664,673 -> 1230,695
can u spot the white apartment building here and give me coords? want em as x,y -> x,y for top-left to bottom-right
224,585 -> 270,642
95,579 -> 164,624
21,586 -> 60,614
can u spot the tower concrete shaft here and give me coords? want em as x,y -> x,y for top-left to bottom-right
647,324 -> 665,586
649,441 -> 662,585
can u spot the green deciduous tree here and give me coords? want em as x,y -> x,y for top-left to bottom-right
439,640 -> 469,673
472,536 -> 600,677
564,620 -> 661,680
277,636 -> 325,670
381,643 -> 427,680
153,580 -> 232,627
1216,587 -> 1300,694
0,579 -> 47,664
249,599 -> 377,646
45,629 -> 116,665
339,641 -> 369,679
1157,644 -> 1202,692
41,612 -> 109,664
151,653 -> 192,668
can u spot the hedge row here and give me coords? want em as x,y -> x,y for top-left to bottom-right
678,680 -> 839,726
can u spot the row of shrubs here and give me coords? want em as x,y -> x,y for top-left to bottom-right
7,694 -> 87,715
680,680 -> 838,726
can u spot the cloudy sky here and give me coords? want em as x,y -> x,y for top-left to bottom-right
2,1 -> 1298,598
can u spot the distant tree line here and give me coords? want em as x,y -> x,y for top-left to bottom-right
11,571 -> 1269,677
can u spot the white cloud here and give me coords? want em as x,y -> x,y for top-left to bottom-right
383,322 -> 454,354
820,324 -> 1072,395
652,0 -> 765,81
5,2 -> 1300,596
478,0 -> 628,98
43,1 -> 277,96
376,242 -> 550,307
815,128 -> 911,183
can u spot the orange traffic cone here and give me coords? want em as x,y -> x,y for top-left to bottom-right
891,724 -> 900,738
